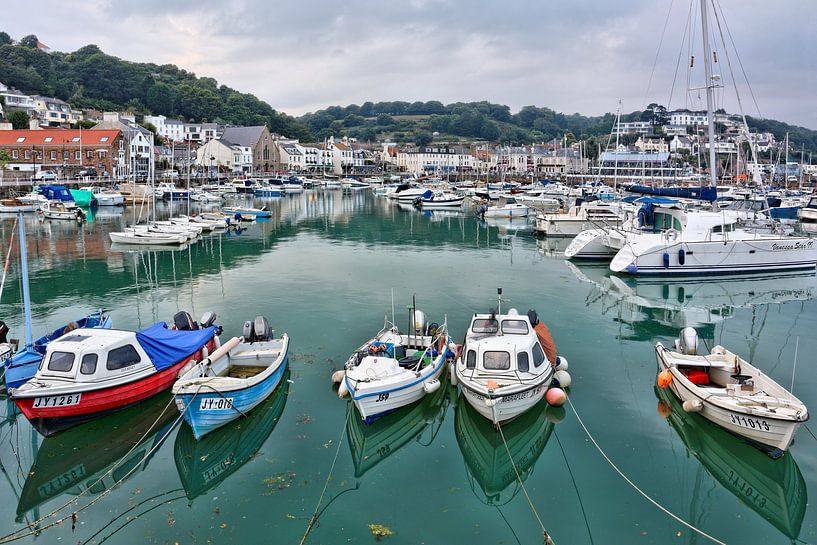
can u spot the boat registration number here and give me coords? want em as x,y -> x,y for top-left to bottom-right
32,394 -> 81,408
729,413 -> 770,431
200,397 -> 234,411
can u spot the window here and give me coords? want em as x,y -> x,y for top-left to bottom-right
15,137 -> 25,143
75,151 -> 81,160
11,150 -> 18,159
50,151 -> 57,160
99,137 -> 109,142
532,343 -> 546,367
47,351 -> 75,372
466,349 -> 476,369
63,151 -> 69,160
87,151 -> 93,159
80,354 -> 98,375
501,320 -> 529,334
106,345 -> 141,370
44,137 -> 52,143
471,318 -> 498,334
517,351 -> 530,372
24,150 -> 30,159
483,351 -> 511,370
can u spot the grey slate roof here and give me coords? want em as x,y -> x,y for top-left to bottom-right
220,126 -> 264,147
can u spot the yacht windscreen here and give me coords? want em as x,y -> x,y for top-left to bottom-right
483,351 -> 510,370
471,319 -> 498,334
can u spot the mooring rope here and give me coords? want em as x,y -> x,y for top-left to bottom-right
0,389 -> 201,543
496,421 -> 555,545
298,402 -> 352,545
566,397 -> 728,545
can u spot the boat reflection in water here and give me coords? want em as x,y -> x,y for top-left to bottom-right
174,369 -> 290,501
455,395 -> 558,505
346,382 -> 449,478
656,386 -> 807,540
568,262 -> 816,338
16,392 -> 177,520
536,237 -> 572,258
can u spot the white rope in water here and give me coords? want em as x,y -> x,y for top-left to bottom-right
566,397 -> 728,545
496,422 -> 555,545
299,402 -> 352,545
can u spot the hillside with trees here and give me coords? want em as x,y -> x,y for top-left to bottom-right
0,31 -> 309,140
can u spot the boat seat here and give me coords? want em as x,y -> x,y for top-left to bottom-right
730,373 -> 752,384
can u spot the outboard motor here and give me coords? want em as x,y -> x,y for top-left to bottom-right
0,321 -> 8,344
426,322 -> 439,337
199,311 -> 217,328
252,316 -> 271,342
676,327 -> 698,355
242,320 -> 254,341
527,309 -> 539,326
174,311 -> 198,331
412,310 -> 427,335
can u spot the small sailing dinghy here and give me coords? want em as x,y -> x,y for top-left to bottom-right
172,316 -> 289,439
10,310 -> 220,436
655,328 -> 809,456
337,299 -> 451,423
453,288 -> 561,424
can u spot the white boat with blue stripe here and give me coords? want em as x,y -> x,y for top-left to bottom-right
339,302 -> 451,424
173,316 -> 289,440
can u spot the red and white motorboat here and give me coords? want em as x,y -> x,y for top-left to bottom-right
10,314 -> 220,436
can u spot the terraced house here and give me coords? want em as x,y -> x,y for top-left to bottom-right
0,129 -> 124,177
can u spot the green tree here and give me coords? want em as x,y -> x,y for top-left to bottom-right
414,130 -> 433,146
0,150 -> 10,170
8,109 -> 29,129
20,34 -> 39,48
0,32 -> 11,46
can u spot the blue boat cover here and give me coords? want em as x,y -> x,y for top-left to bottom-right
38,186 -> 75,202
136,322 -> 217,371
622,196 -> 679,204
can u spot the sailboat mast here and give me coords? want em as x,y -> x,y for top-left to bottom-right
18,212 -> 32,349
700,0 -> 718,188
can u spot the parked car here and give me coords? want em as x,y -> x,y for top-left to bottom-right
75,167 -> 98,179
162,170 -> 179,179
33,170 -> 58,181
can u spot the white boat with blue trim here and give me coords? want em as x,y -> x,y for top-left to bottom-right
172,316 -> 289,440
339,303 -> 450,423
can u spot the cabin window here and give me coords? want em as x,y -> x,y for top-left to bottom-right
712,223 -> 734,233
483,351 -> 510,370
80,354 -> 98,375
501,320 -> 529,335
471,319 -> 498,334
517,351 -> 530,372
465,349 -> 476,369
106,345 -> 141,370
532,343 -> 546,367
47,351 -> 75,372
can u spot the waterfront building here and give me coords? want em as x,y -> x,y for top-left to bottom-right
145,115 -> 186,142
613,121 -> 654,136
396,145 -> 473,175
220,126 -> 276,172
0,128 -> 123,177
92,112 -> 155,180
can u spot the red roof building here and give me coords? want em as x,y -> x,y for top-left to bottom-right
0,129 -> 123,177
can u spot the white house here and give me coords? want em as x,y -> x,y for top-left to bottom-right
613,121 -> 653,136
668,110 -> 709,127
0,82 -> 37,113
92,112 -> 154,180
144,115 -> 185,142
396,145 -> 473,174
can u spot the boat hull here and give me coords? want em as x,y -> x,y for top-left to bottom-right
176,354 -> 289,440
564,228 -> 617,259
457,377 -> 550,424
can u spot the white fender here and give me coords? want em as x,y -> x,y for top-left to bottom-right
331,370 -> 345,384
423,379 -> 441,394
683,399 -> 703,413
449,362 -> 458,386
338,380 -> 349,398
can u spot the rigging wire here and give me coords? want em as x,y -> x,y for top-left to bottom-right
713,0 -> 762,118
643,0 -> 677,108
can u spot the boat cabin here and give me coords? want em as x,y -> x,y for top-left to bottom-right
462,312 -> 549,376
34,328 -> 154,384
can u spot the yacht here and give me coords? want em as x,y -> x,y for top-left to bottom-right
535,201 -> 631,237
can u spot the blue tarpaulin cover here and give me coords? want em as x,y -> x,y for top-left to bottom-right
136,322 -> 217,371
38,186 -> 74,202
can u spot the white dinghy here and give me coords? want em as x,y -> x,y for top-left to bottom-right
655,327 -> 809,457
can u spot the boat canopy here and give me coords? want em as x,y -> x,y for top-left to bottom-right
136,323 -> 218,371
38,186 -> 74,202
623,196 -> 679,204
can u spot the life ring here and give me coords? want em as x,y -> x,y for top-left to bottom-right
368,344 -> 378,353
666,229 -> 678,242
378,344 -> 388,352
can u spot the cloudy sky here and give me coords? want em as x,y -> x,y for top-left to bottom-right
5,0 -> 816,129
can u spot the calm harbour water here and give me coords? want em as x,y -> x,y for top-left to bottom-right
0,191 -> 814,545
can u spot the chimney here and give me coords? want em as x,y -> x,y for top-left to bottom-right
29,118 -> 41,130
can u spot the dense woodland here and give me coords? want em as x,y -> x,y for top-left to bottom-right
1,31 -> 815,156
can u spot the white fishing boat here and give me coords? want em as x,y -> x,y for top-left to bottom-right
79,186 -> 124,206
479,196 -> 530,219
190,190 -> 222,203
453,289 -> 559,424
655,327 -> 809,456
415,190 -> 465,209
39,201 -> 85,222
338,302 -> 450,423
535,201 -> 630,238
